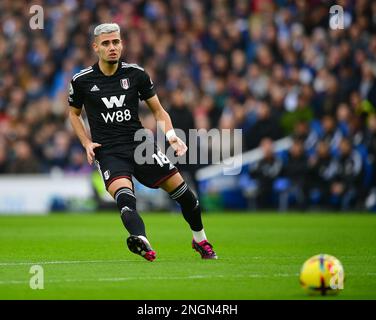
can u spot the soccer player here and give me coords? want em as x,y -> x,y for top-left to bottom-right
68,23 -> 217,261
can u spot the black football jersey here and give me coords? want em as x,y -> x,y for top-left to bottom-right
68,61 -> 155,152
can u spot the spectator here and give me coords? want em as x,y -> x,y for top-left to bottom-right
249,138 -> 282,209
65,147 -> 92,174
245,102 -> 283,150
359,62 -> 376,108
308,140 -> 337,208
168,90 -> 195,145
279,138 -> 309,210
330,138 -> 364,210
292,120 -> 318,155
281,91 -> 314,135
7,140 -> 40,173
319,115 -> 343,153
365,114 -> 376,188
0,142 -> 7,173
168,89 -> 196,186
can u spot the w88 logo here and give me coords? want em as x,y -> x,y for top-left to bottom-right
101,109 -> 131,123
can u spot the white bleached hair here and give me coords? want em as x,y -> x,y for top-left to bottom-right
93,23 -> 120,37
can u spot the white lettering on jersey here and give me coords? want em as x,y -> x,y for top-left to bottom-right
101,109 -> 132,123
101,112 -> 116,123
101,95 -> 126,109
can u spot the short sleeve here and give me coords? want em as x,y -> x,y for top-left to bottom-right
138,71 -> 156,101
68,79 -> 84,108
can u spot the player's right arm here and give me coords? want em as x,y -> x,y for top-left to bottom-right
68,107 -> 101,165
68,80 -> 101,165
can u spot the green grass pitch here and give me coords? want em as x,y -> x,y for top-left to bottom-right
0,212 -> 375,300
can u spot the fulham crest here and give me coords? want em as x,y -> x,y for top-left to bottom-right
120,78 -> 130,90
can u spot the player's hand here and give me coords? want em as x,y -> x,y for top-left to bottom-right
168,136 -> 187,157
84,142 -> 102,165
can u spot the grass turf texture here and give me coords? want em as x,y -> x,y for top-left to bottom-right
0,212 -> 375,300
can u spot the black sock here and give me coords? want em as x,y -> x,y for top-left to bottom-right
114,187 -> 146,237
169,182 -> 203,231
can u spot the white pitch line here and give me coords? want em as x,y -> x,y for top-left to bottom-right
0,259 -> 143,266
0,257 -> 271,266
0,273 -> 299,285
1,255 -> 375,266
1,272 -> 376,286
1,254 -> 376,267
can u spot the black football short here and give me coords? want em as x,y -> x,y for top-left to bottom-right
94,143 -> 178,189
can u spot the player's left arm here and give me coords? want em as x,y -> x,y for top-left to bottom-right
145,95 -> 188,156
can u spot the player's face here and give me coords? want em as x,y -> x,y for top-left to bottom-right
93,32 -> 123,64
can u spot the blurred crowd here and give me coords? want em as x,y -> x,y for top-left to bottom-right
0,0 -> 376,208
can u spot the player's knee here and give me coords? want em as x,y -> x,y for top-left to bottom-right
114,187 -> 137,214
108,178 -> 133,196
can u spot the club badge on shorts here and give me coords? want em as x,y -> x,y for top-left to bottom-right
120,78 -> 130,90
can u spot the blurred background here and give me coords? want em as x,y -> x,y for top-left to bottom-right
0,0 -> 376,214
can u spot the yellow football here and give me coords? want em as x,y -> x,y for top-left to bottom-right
299,254 -> 345,296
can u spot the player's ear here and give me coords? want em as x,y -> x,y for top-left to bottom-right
92,41 -> 98,53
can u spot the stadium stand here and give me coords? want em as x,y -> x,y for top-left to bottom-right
0,0 -> 376,211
